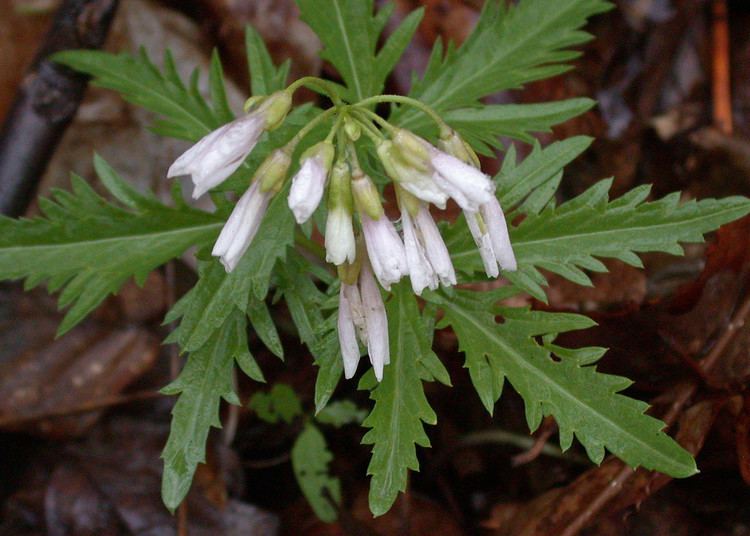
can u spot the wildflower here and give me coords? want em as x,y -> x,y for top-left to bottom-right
338,281 -> 363,379
359,259 -> 390,381
211,180 -> 272,272
464,197 -> 516,277
288,141 -> 335,224
324,162 -> 356,265
398,189 -> 456,294
167,91 -> 292,199
388,129 -> 495,212
428,150 -> 495,212
211,149 -> 291,272
336,257 -> 390,381
351,172 -> 408,290
377,140 -> 448,209
436,128 -> 517,275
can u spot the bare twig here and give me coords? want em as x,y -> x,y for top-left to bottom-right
711,0 -> 733,134
0,0 -> 119,217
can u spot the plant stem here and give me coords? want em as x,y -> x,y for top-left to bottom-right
357,94 -> 449,135
286,76 -> 343,105
286,106 -> 339,152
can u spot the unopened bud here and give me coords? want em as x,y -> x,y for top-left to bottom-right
256,149 -> 291,193
438,129 -> 480,168
260,91 -> 293,130
301,140 -> 335,170
351,172 -> 384,221
392,129 -> 430,171
344,117 -> 361,141
328,161 -> 353,213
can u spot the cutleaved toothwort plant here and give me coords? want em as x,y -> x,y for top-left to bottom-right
9,0 -> 750,522
168,86 -> 516,380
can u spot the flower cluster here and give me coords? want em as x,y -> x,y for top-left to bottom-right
168,85 -> 516,381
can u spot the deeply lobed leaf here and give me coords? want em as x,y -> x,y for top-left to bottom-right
429,290 -> 697,477
0,156 -> 221,335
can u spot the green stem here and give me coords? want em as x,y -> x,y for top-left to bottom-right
356,94 -> 449,135
286,106 -> 339,152
325,111 -> 346,143
286,76 -> 343,105
352,107 -> 396,134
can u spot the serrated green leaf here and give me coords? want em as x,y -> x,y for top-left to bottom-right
443,98 -> 595,154
296,0 -> 423,101
0,158 -> 221,335
394,0 -> 612,134
277,252 -> 344,412
161,309 -> 254,511
166,190 -> 295,352
291,423 -> 341,522
247,299 -> 284,359
431,290 -> 697,477
54,49 -> 223,140
245,25 -> 291,95
360,283 -> 438,516
208,49 -> 234,123
498,136 -> 593,210
249,383 -> 303,424
450,181 -> 750,296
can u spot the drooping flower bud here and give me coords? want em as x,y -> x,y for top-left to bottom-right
260,90 -> 293,130
437,129 -> 480,168
211,180 -> 272,272
336,254 -> 390,381
429,150 -> 495,211
351,171 -> 384,221
398,189 -> 456,294
352,172 -> 407,290
257,149 -> 292,193
359,258 -> 389,381
288,141 -> 335,223
325,162 -> 356,266
338,281 -> 363,379
167,90 -> 293,199
464,195 -> 516,277
377,140 -> 448,209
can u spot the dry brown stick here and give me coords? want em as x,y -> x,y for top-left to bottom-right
0,390 -> 162,427
0,0 -> 119,217
711,0 -> 733,134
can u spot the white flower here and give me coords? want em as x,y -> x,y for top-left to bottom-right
465,210 -> 499,278
359,260 -> 389,381
464,196 -> 516,277
377,140 -> 448,209
386,129 -> 495,212
350,172 -> 408,289
401,201 -> 456,294
360,212 -> 408,290
167,91 -> 292,199
288,142 -> 334,224
325,206 -> 356,265
168,114 -> 265,199
338,282 -> 363,379
211,180 -> 272,272
480,196 -> 516,271
429,150 -> 495,211
337,259 -> 390,381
